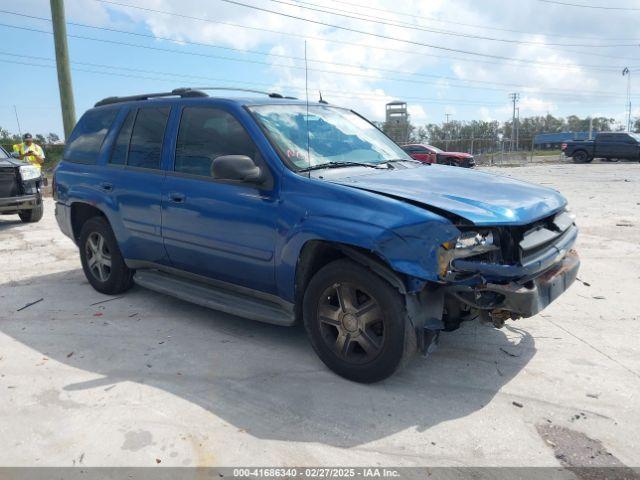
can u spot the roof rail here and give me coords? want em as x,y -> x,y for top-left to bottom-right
185,87 -> 297,99
94,88 -> 208,107
94,87 -> 299,107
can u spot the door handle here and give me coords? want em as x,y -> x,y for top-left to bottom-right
169,192 -> 186,203
99,182 -> 113,192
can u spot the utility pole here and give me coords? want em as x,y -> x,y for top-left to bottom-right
444,113 -> 452,150
623,68 -> 631,132
50,0 -> 76,140
515,106 -> 520,151
509,93 -> 519,152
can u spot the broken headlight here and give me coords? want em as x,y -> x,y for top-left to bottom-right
19,165 -> 41,182
453,230 -> 497,256
438,230 -> 499,277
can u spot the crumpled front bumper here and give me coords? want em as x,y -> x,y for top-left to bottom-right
478,249 -> 579,318
447,249 -> 580,319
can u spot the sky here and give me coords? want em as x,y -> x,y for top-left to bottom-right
1,0 -> 640,139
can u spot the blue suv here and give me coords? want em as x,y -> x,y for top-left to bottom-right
54,88 -> 579,382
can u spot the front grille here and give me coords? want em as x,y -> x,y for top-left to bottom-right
519,210 -> 574,264
0,168 -> 20,198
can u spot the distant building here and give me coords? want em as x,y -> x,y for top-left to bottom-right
534,131 -> 597,149
385,101 -> 409,144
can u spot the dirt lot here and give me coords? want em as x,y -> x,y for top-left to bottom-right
0,163 -> 639,467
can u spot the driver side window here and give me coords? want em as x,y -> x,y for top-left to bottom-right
175,107 -> 257,177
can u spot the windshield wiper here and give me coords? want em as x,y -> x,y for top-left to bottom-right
298,161 -> 385,173
381,158 -> 424,165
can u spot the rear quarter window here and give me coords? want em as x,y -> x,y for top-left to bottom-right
64,108 -> 118,164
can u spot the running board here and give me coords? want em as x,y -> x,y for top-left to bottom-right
133,269 -> 295,326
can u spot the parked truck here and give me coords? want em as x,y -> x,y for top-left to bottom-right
562,132 -> 640,163
0,146 -> 44,223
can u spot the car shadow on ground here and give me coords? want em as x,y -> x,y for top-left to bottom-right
0,218 -> 23,230
2,269 -> 535,448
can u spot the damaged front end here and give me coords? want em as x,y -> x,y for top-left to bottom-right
403,209 -> 580,354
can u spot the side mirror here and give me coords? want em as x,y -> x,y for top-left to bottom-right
211,155 -> 263,183
10,152 -> 20,159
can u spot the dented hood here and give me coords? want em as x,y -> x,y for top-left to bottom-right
327,164 -> 567,226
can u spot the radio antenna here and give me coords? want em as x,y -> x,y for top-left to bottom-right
305,40 -> 311,178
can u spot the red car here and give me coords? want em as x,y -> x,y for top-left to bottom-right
401,144 -> 475,168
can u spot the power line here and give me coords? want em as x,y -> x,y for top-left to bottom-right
538,0 -> 640,10
218,0 -> 640,63
0,53 -> 630,109
0,54 -> 506,107
217,0 -> 640,64
1,10 -> 619,92
317,0 -> 638,41
2,22 -> 632,99
266,0 -> 640,47
90,1 -> 631,71
268,0 -> 640,64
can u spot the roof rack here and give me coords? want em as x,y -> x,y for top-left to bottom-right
185,87 -> 297,99
94,88 -> 208,107
94,87 -> 298,107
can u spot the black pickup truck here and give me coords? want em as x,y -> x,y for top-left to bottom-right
562,132 -> 640,163
0,146 -> 44,223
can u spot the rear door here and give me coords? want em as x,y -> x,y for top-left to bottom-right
102,106 -> 171,263
161,106 -> 279,293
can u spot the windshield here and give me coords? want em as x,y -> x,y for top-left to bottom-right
249,104 -> 411,170
427,145 -> 444,153
629,133 -> 640,142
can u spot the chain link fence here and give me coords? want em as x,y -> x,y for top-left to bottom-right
427,137 -> 565,166
2,140 -> 566,171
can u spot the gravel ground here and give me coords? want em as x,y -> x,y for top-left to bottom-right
0,162 -> 639,468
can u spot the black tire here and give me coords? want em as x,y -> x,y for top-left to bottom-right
572,150 -> 592,164
18,201 -> 43,223
303,259 -> 417,383
79,216 -> 133,295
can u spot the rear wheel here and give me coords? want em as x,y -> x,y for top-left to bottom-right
303,259 -> 416,383
572,150 -> 592,163
79,216 -> 133,295
18,201 -> 43,223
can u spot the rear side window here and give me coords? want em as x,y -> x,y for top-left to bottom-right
127,107 -> 170,170
175,107 -> 257,177
109,110 -> 136,165
64,108 -> 118,163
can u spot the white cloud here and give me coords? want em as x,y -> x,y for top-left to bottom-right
42,0 -> 640,124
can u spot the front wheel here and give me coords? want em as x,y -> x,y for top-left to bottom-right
79,216 -> 133,295
303,259 -> 416,383
19,201 -> 43,223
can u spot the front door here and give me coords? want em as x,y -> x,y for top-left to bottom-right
161,106 -> 279,294
410,146 -> 436,164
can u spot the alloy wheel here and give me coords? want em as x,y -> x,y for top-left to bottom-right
85,232 -> 112,282
317,282 -> 385,364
